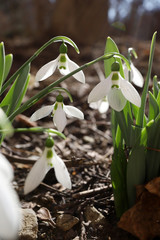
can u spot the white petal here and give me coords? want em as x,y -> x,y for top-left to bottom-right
24,149 -> 49,194
63,105 -> 84,119
53,105 -> 67,132
89,102 -> 99,110
35,58 -> 58,81
67,56 -> 85,83
98,100 -> 109,113
120,77 -> 141,107
88,77 -> 112,103
108,88 -> 127,111
52,150 -> 71,189
0,153 -> 13,181
30,105 -> 54,122
131,63 -> 144,87
0,178 -> 20,239
123,64 -> 130,81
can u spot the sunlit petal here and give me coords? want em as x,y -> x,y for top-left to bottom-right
67,56 -> 85,83
53,105 -> 67,132
30,105 -> 54,122
63,105 -> 84,119
88,77 -> 112,103
52,149 -> 71,189
98,100 -> 109,113
35,58 -> 58,81
24,149 -> 49,194
120,77 -> 141,107
89,102 -> 99,110
0,153 -> 13,181
108,88 -> 127,111
131,63 -> 144,87
0,178 -> 20,239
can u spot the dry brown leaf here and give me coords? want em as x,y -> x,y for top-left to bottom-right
145,176 -> 160,197
118,181 -> 160,240
37,207 -> 56,227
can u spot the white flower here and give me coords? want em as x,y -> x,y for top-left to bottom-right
88,62 -> 141,112
30,96 -> 84,132
123,62 -> 144,87
89,96 -> 109,114
35,43 -> 85,83
24,140 -> 71,195
0,153 -> 21,240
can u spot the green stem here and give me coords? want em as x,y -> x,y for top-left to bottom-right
1,36 -> 79,95
8,53 -> 114,121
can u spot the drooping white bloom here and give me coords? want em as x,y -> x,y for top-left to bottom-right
0,153 -> 21,240
35,43 -> 85,83
123,62 -> 144,87
88,62 -> 141,112
24,137 -> 71,195
89,96 -> 109,114
30,95 -> 84,132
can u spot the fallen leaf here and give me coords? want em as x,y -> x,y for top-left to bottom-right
37,207 -> 56,227
118,183 -> 160,240
145,176 -> 160,197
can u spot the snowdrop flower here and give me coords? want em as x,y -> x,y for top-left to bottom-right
123,62 -> 144,87
88,62 -> 141,112
89,96 -> 109,114
30,94 -> 84,132
35,42 -> 85,83
0,153 -> 21,240
24,137 -> 71,194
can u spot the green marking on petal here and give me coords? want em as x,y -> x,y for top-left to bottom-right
112,73 -> 119,80
59,66 -> 66,70
46,149 -> 53,159
111,84 -> 119,88
54,103 -> 58,110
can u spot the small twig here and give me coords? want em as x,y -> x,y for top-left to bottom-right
72,186 -> 109,199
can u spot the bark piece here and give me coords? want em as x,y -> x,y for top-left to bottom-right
84,205 -> 107,227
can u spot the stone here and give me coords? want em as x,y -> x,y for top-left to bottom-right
56,213 -> 79,231
19,208 -> 38,240
84,205 -> 107,227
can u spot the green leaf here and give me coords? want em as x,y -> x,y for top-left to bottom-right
0,42 -> 5,90
148,91 -> 159,121
111,146 -> 128,217
145,116 -> 160,181
3,54 -> 13,82
136,32 -> 157,127
104,37 -> 124,78
0,64 -> 30,117
8,64 -> 30,115
153,75 -> 159,98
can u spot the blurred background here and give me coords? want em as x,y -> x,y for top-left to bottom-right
0,0 -> 160,44
0,0 -> 160,77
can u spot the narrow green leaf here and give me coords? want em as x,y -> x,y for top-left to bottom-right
0,42 -> 5,90
136,32 -> 157,127
8,64 -> 30,115
153,75 -> 159,98
148,91 -> 159,121
3,54 -> 13,82
104,37 -> 124,78
111,146 -> 128,217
